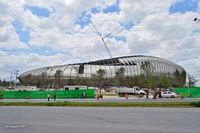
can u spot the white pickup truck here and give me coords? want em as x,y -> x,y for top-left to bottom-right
116,86 -> 146,97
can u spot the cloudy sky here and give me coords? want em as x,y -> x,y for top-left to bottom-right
0,0 -> 200,85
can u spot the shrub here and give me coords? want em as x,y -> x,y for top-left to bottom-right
190,101 -> 200,107
0,90 -> 3,99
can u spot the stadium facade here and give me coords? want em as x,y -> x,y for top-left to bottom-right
19,55 -> 186,88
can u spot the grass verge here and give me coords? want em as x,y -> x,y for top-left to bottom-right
0,101 -> 198,107
190,101 -> 200,107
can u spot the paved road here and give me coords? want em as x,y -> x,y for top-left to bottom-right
0,107 -> 199,133
1,97 -> 200,103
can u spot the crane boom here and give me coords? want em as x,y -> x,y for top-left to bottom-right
90,21 -> 112,59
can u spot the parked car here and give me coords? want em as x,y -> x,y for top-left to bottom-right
162,91 -> 178,98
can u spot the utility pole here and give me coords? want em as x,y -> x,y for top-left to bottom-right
10,71 -> 13,87
13,70 -> 19,88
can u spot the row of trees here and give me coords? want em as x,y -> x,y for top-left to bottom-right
0,80 -> 21,87
0,80 -> 11,87
75,66 -> 185,93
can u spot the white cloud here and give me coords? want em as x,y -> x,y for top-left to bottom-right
90,12 -> 123,35
119,0 -> 175,23
0,1 -> 28,49
0,0 -> 200,85
179,56 -> 200,85
0,51 -> 69,79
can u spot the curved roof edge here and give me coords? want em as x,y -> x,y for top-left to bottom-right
20,55 -> 185,75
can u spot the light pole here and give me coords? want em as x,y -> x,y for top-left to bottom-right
10,71 -> 13,87
193,17 -> 200,22
13,70 -> 19,88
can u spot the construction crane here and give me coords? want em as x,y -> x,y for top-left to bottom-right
90,21 -> 112,59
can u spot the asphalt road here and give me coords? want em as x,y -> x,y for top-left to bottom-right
0,107 -> 199,133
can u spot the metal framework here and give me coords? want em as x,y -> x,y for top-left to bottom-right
19,55 -> 186,86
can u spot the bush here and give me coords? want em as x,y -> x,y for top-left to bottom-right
0,90 -> 3,99
190,101 -> 200,107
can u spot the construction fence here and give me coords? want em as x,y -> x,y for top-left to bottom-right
175,87 -> 200,98
1,89 -> 94,99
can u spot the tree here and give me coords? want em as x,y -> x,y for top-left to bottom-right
0,79 -> 2,86
173,69 -> 186,87
21,74 -> 32,86
91,69 -> 106,94
114,67 -> 125,86
140,61 -> 161,99
158,74 -> 171,88
188,75 -> 198,87
2,79 -> 9,87
37,72 -> 48,89
140,61 -> 157,89
0,89 -> 3,99
73,66 -> 86,85
54,70 -> 63,89
180,70 -> 186,87
131,76 -> 140,87
141,61 -> 154,75
124,76 -> 135,87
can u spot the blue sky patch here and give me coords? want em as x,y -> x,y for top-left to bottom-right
192,29 -> 200,33
75,1 -> 120,28
25,5 -> 50,17
28,46 -> 59,55
75,7 -> 101,28
120,22 -> 134,30
0,46 -> 68,56
12,20 -> 30,43
105,34 -> 126,43
27,46 -> 70,56
75,10 -> 91,28
115,36 -> 126,42
103,0 -> 120,13
1,48 -> 27,55
169,0 -> 199,14
91,7 -> 101,14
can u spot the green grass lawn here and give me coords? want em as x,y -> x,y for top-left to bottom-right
0,101 -> 199,107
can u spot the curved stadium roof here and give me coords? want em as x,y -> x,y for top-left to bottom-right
19,55 -> 186,86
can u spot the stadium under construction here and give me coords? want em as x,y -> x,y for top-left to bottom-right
19,55 -> 186,88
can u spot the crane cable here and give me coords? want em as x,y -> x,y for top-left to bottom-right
90,21 -> 112,59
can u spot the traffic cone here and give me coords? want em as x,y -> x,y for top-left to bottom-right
180,93 -> 184,99
125,94 -> 129,100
